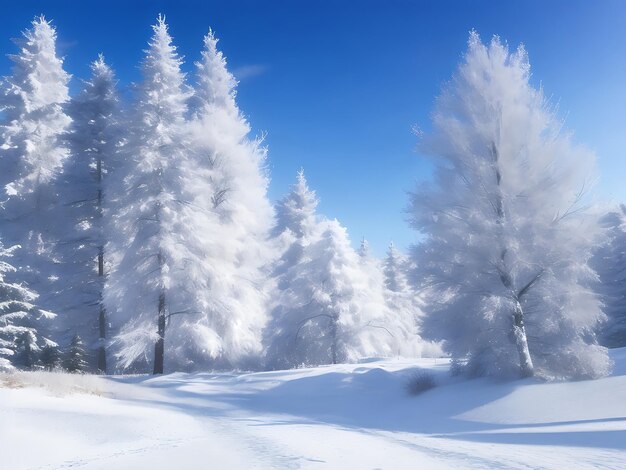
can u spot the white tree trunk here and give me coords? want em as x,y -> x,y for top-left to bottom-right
512,300 -> 534,377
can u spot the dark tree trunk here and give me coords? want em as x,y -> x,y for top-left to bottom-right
153,291 -> 166,374
97,304 -> 107,373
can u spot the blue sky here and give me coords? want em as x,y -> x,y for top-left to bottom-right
2,1 -> 625,255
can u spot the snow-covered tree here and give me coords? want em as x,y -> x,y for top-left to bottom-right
107,20 -> 272,373
0,16 -> 71,321
273,169 -> 320,242
159,27 -> 273,370
61,55 -> 121,373
381,242 -> 426,357
270,169 -> 319,281
408,32 -> 609,380
358,237 -> 370,258
266,219 -> 392,368
0,16 -> 71,194
63,334 -> 87,373
0,241 -> 56,371
594,206 -> 626,348
105,16 -> 192,374
264,171 -> 322,366
40,343 -> 61,371
384,242 -> 408,294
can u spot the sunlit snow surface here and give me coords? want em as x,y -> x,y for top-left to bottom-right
2,350 -> 626,469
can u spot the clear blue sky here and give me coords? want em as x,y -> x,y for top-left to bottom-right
2,1 -> 625,255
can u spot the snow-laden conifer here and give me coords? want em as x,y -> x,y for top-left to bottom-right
594,206 -> 626,348
0,16 -> 71,194
381,242 -> 428,357
266,219 -> 391,368
161,28 -> 274,370
107,20 -> 272,372
264,171 -> 322,367
0,16 -> 71,321
384,243 -> 409,294
61,55 -> 121,373
270,170 -> 319,280
409,32 -> 609,379
40,343 -> 61,371
355,238 -> 407,354
0,241 -> 55,371
64,334 -> 88,373
105,16 -> 192,373
274,169 -> 319,241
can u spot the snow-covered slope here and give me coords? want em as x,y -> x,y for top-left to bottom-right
2,350 -> 626,469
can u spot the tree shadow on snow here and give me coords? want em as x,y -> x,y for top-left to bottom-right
105,363 -> 626,450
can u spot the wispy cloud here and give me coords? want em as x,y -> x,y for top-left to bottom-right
232,64 -> 268,81
57,39 -> 79,54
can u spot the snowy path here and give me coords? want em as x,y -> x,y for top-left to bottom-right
2,351 -> 626,469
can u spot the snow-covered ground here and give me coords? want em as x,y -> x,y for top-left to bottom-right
2,349 -> 626,469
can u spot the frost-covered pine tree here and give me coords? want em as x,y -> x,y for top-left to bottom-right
0,241 -> 56,371
384,243 -> 408,293
40,343 -> 61,371
0,16 -> 71,318
358,237 -> 370,257
594,206 -> 626,348
382,242 -> 427,357
105,16 -> 192,374
63,334 -> 87,373
162,27 -> 273,370
264,170 -> 322,366
266,219 -> 391,368
355,238 -> 408,355
61,55 -> 121,373
409,32 -> 609,380
273,169 -> 318,240
270,169 -> 319,280
107,20 -> 272,373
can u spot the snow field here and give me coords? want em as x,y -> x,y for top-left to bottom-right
2,350 -> 626,469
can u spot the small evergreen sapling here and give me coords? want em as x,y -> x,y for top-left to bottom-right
0,241 -> 56,371
40,344 -> 61,371
64,334 -> 88,373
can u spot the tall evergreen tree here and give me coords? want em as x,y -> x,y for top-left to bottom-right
409,32 -> 608,379
105,16 -> 191,374
163,28 -> 273,370
0,16 -> 71,323
264,171 -> 322,367
107,20 -> 272,373
61,55 -> 121,373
